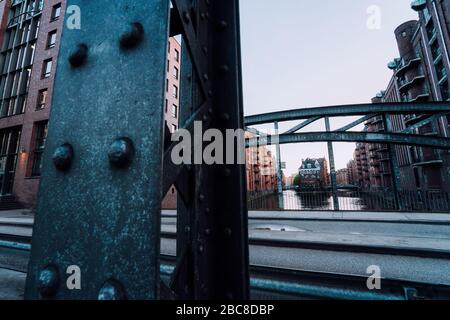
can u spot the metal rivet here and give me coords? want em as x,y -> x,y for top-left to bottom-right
222,168 -> 231,177
53,143 -> 74,171
205,228 -> 212,236
119,22 -> 144,49
199,194 -> 205,202
219,64 -> 229,73
198,244 -> 204,253
208,90 -> 213,98
219,20 -> 228,29
208,108 -> 213,114
224,228 -> 232,237
203,115 -> 209,122
38,266 -> 59,298
98,279 -> 126,300
221,113 -> 230,121
183,12 -> 190,24
69,44 -> 88,67
108,137 -> 135,168
200,13 -> 206,20
202,46 -> 208,54
203,73 -> 209,81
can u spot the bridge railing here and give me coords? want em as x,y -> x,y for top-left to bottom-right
248,189 -> 450,213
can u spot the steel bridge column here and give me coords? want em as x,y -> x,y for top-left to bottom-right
383,114 -> 402,211
325,117 -> 340,211
25,0 -> 171,299
274,121 -> 284,209
170,0 -> 249,300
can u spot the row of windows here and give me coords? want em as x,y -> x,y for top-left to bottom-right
167,41 -> 180,62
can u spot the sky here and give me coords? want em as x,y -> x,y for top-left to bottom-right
239,0 -> 418,176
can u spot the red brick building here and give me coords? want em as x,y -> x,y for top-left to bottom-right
0,1 -> 181,208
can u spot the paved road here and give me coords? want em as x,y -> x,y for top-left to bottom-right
162,217 -> 450,240
160,238 -> 450,285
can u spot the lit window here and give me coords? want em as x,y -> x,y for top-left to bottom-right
42,59 -> 52,78
174,49 -> 180,62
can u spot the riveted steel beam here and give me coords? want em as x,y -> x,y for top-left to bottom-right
246,132 -> 450,149
171,0 -> 249,300
245,102 -> 450,126
25,0 -> 171,300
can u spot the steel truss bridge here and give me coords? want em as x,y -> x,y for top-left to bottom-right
23,0 -> 450,300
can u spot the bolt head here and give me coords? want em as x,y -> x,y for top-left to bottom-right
98,279 -> 126,300
69,44 -> 88,67
53,143 -> 74,171
38,266 -> 59,298
119,22 -> 144,49
108,137 -> 135,168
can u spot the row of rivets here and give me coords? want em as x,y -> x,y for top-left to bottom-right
68,22 -> 144,68
38,267 -> 125,299
52,138 -> 134,171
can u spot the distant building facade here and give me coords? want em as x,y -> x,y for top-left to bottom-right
353,0 -> 450,193
0,0 -> 182,208
298,158 -> 330,190
336,168 -> 349,185
245,132 -> 278,192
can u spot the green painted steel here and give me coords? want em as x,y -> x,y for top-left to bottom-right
246,131 -> 450,149
245,102 -> 450,126
25,0 -> 171,300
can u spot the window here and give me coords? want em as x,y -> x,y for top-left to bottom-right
167,60 -> 170,72
165,99 -> 168,112
172,85 -> 178,98
173,67 -> 179,79
31,121 -> 48,177
166,79 -> 169,92
172,104 -> 178,118
36,89 -> 48,110
51,3 -> 62,21
42,59 -> 52,78
174,49 -> 180,62
47,30 -> 57,49
171,124 -> 177,133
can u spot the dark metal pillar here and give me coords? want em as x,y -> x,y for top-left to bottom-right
325,117 -> 339,211
170,0 -> 249,300
25,0 -> 171,299
383,114 -> 402,211
274,122 -> 284,209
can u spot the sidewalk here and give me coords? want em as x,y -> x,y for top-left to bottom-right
0,209 -> 34,227
161,224 -> 450,259
162,209 -> 450,225
3,209 -> 450,226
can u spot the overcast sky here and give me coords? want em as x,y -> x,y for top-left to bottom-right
240,0 -> 418,176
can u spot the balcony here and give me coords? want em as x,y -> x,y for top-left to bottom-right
413,159 -> 443,167
398,75 -> 425,92
405,114 -> 428,126
395,57 -> 421,77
